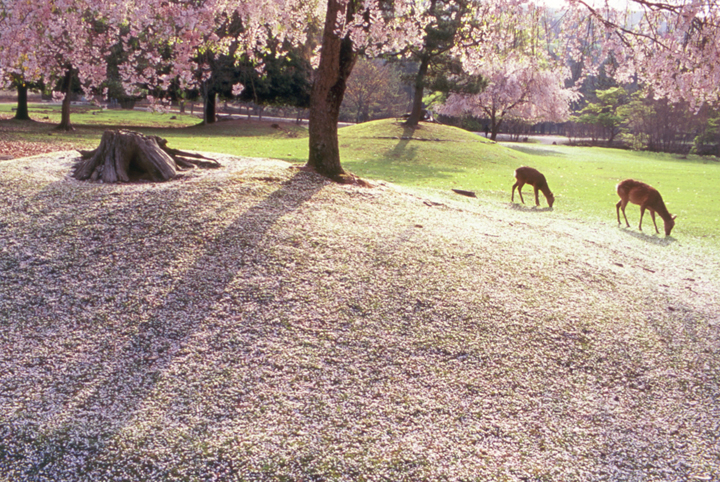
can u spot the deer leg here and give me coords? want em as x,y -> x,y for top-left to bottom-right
511,182 -> 518,202
534,186 -> 540,207
617,200 -> 630,227
638,206 -> 646,231
648,209 -> 659,234
517,184 -> 525,204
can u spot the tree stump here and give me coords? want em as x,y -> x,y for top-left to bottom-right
72,130 -> 220,183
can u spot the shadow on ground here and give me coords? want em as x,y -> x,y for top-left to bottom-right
508,203 -> 554,213
618,226 -> 676,246
2,170 -> 324,478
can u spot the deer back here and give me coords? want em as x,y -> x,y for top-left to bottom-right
515,166 -> 547,188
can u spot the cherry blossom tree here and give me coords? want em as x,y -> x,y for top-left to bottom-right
3,1 -> 124,130
0,0 -> 44,120
126,0 -> 720,179
306,0 -> 363,179
574,86 -> 627,145
304,0 -> 427,178
110,0 -> 558,179
565,0 -> 720,109
110,0 -> 404,179
118,1 -> 313,109
115,2 -> 219,114
437,56 -> 578,139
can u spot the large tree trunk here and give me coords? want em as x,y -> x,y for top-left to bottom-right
14,82 -> 30,121
306,0 -> 359,180
72,130 -> 220,183
405,57 -> 430,128
204,91 -> 216,124
57,68 -> 74,131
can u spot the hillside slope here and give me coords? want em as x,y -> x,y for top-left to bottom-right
1,153 -> 719,481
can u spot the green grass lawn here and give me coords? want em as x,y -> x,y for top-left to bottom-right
0,103 -> 310,160
0,102 -> 199,128
3,104 -> 718,242
336,120 -> 720,243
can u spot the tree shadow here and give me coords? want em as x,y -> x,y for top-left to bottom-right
503,145 -> 567,157
387,125 -> 420,160
339,124 -> 465,184
6,170 -> 325,476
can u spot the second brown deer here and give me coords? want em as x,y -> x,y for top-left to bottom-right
616,179 -> 676,236
511,166 -> 555,208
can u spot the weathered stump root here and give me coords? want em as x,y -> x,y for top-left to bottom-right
73,130 -> 220,183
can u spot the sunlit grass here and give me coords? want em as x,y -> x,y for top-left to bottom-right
336,120 -> 720,243
0,102 -> 198,128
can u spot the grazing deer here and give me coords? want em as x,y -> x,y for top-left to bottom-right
511,166 -> 555,208
616,179 -> 676,236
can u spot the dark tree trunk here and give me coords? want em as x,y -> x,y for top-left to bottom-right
14,83 -> 30,121
72,130 -> 220,183
608,127 -> 617,146
405,57 -> 430,128
306,0 -> 359,180
204,92 -> 216,124
489,110 -> 502,142
57,68 -> 74,131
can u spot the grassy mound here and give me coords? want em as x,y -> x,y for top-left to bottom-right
1,152 -> 719,480
338,120 -> 512,187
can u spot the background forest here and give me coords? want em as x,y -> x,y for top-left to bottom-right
2,0 -> 720,159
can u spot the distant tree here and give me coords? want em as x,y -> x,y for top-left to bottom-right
118,2 -> 237,120
575,87 -> 627,145
437,58 -> 577,140
235,39 -> 313,113
693,112 -> 720,157
4,79 -> 45,122
119,4 -> 313,124
2,1 -> 121,130
12,81 -> 31,120
341,58 -> 408,123
43,1 -> 119,129
191,12 -> 251,124
618,93 -> 700,153
391,0 -> 479,127
0,1 -> 44,120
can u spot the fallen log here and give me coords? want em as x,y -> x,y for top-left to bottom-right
451,188 -> 477,198
72,130 -> 220,183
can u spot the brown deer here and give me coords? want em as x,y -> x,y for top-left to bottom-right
511,166 -> 555,208
616,179 -> 676,236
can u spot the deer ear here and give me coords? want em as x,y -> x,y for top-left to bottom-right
672,215 -> 677,220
